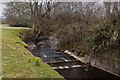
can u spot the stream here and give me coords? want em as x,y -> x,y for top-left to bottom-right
30,36 -> 120,79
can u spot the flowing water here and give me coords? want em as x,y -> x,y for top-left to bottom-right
30,37 -> 120,79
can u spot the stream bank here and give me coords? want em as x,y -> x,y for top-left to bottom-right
64,50 -> 120,77
2,28 -> 64,78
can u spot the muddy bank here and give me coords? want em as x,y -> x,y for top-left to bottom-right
64,50 -> 120,77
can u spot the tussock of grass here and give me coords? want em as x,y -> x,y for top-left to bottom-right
2,28 -> 64,78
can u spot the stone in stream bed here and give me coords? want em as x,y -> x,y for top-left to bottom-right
37,42 -> 44,45
28,43 -> 36,50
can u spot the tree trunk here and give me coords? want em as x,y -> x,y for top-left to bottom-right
32,14 -> 35,35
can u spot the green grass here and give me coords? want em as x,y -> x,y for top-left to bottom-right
2,28 -> 64,78
0,24 -> 9,27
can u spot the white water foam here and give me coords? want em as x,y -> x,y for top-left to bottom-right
64,66 -> 69,69
71,65 -> 81,68
43,55 -> 47,57
53,65 -> 83,69
53,66 -> 64,69
60,57 -> 69,62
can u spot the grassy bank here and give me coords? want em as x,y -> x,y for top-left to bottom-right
2,27 -> 64,78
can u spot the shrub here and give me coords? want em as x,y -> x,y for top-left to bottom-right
86,24 -> 111,48
9,24 -> 31,28
19,29 -> 35,43
19,28 -> 52,44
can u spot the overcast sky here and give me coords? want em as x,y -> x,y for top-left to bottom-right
0,3 -> 3,18
0,2 -> 5,18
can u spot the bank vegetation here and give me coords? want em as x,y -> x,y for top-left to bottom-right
2,1 -> 120,62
